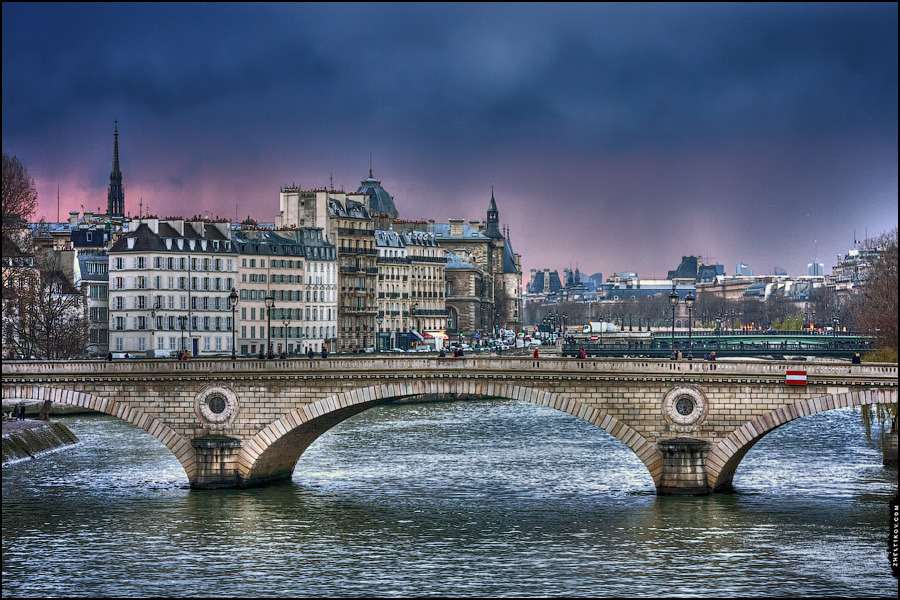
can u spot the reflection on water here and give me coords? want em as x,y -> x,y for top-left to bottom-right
2,400 -> 896,597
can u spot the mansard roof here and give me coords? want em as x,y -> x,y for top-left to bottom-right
375,228 -> 403,248
401,228 -> 439,247
444,251 -> 476,270
110,222 -> 236,254
232,229 -> 335,260
328,197 -> 371,220
431,222 -> 489,240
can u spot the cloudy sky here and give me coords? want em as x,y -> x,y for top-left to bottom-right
3,3 -> 897,282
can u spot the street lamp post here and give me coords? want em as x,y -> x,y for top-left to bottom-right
376,313 -> 383,352
265,294 -> 275,357
832,316 -> 839,347
685,291 -> 695,360
150,299 -> 161,357
229,288 -> 238,360
179,315 -> 187,354
669,284 -> 680,359
282,319 -> 290,356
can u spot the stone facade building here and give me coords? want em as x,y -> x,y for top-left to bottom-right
108,219 -> 237,357
444,251 -> 492,345
431,191 -> 522,335
232,227 -> 336,356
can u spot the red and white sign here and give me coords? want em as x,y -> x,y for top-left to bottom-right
786,370 -> 807,386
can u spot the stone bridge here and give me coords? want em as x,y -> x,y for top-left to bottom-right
2,357 -> 896,494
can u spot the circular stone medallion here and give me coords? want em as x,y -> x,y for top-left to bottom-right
194,385 -> 239,428
662,385 -> 708,429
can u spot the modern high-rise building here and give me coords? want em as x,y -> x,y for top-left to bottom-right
736,263 -> 753,276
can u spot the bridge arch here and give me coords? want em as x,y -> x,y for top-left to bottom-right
239,380 -> 665,488
4,385 -> 196,481
707,388 -> 898,491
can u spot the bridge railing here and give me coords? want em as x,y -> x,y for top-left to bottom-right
2,357 -> 897,380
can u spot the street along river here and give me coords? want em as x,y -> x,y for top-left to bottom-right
2,399 -> 896,597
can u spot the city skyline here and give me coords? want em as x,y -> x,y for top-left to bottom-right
2,3 -> 897,280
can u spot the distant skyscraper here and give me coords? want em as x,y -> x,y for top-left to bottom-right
774,266 -> 788,276
735,263 -> 753,276
807,262 -> 825,276
107,121 -> 125,217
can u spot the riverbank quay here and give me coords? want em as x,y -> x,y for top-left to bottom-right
2,419 -> 79,465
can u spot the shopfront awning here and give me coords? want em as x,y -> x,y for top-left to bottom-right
410,330 -> 425,342
425,331 -> 449,339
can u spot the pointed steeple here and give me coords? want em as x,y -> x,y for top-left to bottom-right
107,120 -> 125,217
485,186 -> 502,239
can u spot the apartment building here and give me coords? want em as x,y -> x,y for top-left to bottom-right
108,218 -> 237,357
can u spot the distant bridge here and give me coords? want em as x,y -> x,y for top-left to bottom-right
3,357 -> 896,495
563,330 -> 874,359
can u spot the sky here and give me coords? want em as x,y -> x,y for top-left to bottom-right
2,3 -> 897,282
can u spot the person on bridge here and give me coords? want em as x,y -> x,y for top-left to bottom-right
533,347 -> 539,358
321,347 -> 328,359
307,348 -> 314,359
852,353 -> 861,364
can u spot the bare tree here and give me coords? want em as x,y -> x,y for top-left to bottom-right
2,153 -> 38,235
5,251 -> 88,359
852,227 -> 898,351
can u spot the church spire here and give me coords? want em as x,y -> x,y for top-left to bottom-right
485,186 -> 502,239
107,120 -> 125,217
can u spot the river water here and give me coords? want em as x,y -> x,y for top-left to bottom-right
2,399 -> 896,597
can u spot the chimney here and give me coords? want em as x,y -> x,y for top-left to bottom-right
449,218 -> 464,238
69,211 -> 79,226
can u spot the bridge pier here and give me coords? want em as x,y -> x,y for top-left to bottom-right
884,428 -> 898,466
656,437 -> 712,495
190,435 -> 244,489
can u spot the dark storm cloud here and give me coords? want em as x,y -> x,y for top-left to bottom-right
2,2 -> 896,277
4,3 -> 894,147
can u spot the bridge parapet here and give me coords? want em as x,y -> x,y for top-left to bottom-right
3,357 -> 897,381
